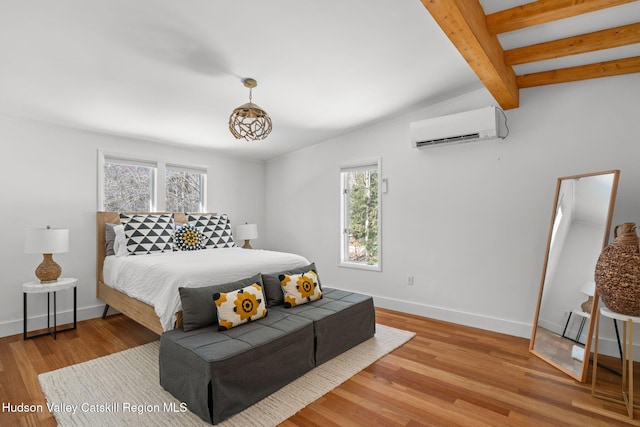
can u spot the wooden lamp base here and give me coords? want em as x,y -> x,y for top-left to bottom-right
35,253 -> 62,284
242,240 -> 253,249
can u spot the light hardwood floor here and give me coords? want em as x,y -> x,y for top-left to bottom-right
1,308 -> 638,426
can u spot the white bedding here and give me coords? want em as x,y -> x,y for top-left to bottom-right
103,248 -> 310,331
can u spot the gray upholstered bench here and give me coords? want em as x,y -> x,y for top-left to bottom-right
159,309 -> 315,424
159,287 -> 375,424
270,288 -> 376,365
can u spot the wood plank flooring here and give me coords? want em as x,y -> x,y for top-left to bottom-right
1,308 -> 638,426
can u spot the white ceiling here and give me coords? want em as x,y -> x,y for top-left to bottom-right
1,1 -> 638,160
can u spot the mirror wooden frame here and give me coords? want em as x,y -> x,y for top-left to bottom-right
530,170 -> 620,382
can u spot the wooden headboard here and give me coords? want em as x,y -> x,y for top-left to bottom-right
96,211 -> 210,287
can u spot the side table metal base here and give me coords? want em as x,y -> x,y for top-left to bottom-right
23,287 -> 77,340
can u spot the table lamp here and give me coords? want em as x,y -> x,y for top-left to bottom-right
25,226 -> 69,283
236,223 -> 258,249
580,281 -> 596,313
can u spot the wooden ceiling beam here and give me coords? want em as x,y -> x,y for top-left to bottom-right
505,22 -> 640,65
516,56 -> 640,87
487,0 -> 637,34
420,0 -> 519,109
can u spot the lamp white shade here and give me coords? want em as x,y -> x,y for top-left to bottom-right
235,223 -> 258,241
25,228 -> 69,254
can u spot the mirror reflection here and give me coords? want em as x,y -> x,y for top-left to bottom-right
530,170 -> 619,382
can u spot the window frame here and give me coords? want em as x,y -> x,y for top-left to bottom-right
339,158 -> 382,272
97,150 -> 208,212
165,164 -> 208,213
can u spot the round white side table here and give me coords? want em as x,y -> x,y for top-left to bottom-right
591,306 -> 640,419
23,277 -> 77,340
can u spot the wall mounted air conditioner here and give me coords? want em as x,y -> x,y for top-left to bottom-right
410,106 -> 507,148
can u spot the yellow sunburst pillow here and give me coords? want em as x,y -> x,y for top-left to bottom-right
213,283 -> 267,330
279,270 -> 322,308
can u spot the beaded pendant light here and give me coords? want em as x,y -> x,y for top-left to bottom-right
228,78 -> 272,141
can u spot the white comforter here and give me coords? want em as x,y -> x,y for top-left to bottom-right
103,248 -> 310,331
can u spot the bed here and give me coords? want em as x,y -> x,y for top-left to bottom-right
96,212 -> 310,334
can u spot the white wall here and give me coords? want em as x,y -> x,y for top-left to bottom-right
0,116 -> 265,337
264,74 -> 640,350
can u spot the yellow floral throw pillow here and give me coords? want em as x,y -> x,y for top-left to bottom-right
213,284 -> 267,330
280,270 -> 322,308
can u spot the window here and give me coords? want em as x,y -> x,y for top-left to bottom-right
102,157 -> 155,211
98,151 -> 207,212
550,204 -> 563,251
340,160 -> 381,271
166,165 -> 206,212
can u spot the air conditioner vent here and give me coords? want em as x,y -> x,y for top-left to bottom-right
410,106 -> 507,149
415,133 -> 480,147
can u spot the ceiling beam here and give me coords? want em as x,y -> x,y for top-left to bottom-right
487,0 -> 637,34
420,0 -> 519,109
505,22 -> 640,65
516,56 -> 640,87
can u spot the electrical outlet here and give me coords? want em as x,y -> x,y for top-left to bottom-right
407,275 -> 414,286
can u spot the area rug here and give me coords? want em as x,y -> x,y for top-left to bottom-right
39,324 -> 414,426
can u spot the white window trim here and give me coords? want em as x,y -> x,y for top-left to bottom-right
339,158 -> 382,272
97,150 -> 208,212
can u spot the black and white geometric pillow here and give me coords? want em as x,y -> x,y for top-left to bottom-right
119,213 -> 175,255
174,224 -> 206,251
187,213 -> 236,248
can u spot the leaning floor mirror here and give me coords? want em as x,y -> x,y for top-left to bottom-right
530,170 -> 620,382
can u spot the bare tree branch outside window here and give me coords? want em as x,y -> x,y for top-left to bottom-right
166,168 -> 204,212
103,163 -> 153,211
103,160 -> 206,213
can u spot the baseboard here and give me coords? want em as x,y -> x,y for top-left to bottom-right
372,294 -> 631,360
0,304 -> 107,339
372,294 -> 532,338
